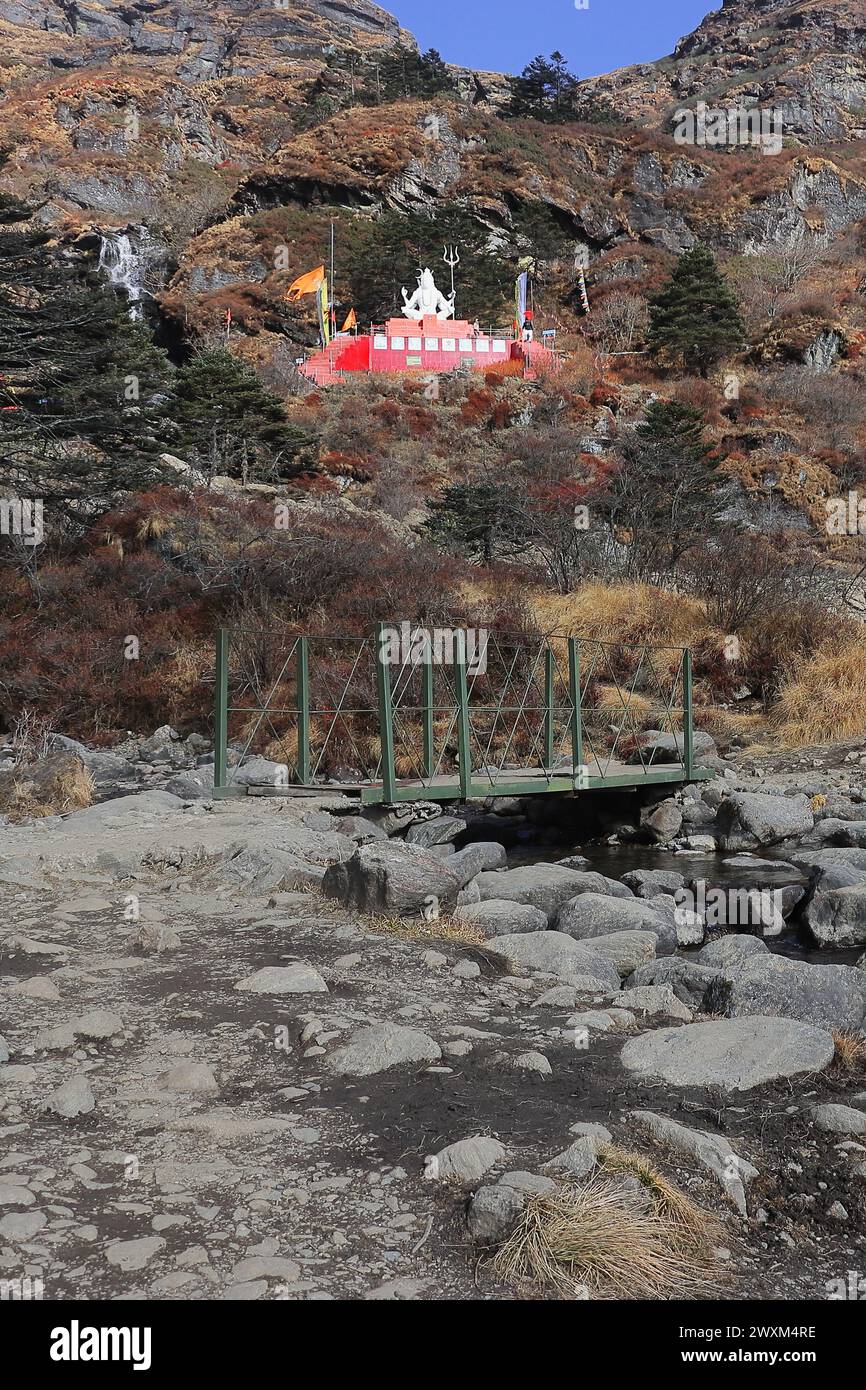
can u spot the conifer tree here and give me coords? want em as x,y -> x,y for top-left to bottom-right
507,52 -> 580,121
173,348 -> 315,483
0,195 -> 173,523
647,244 -> 745,375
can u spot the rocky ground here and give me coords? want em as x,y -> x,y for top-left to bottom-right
2,730 -> 866,1302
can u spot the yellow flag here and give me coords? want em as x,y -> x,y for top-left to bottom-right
285,265 -> 325,302
341,308 -> 357,332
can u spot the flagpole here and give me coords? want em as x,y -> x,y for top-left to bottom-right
330,220 -> 335,336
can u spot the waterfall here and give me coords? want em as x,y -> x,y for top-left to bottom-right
98,228 -> 149,320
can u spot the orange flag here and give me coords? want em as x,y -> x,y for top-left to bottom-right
285,265 -> 325,302
341,308 -> 357,332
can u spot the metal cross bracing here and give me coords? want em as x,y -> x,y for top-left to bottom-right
212,624 -> 713,803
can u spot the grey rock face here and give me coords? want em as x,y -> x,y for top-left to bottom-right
322,841 -> 460,916
446,841 -> 508,887
627,956 -> 720,1009
812,1103 -> 866,1135
491,932 -> 622,989
328,1022 -> 441,1076
556,893 -> 676,955
427,1135 -> 506,1183
585,930 -> 658,976
697,934 -> 769,969
474,863 -> 610,921
621,1017 -> 835,1091
715,791 -> 814,850
628,730 -> 717,764
630,1110 -> 758,1215
454,899 -> 548,937
622,869 -> 685,899
804,884 -> 866,947
706,954 -> 866,1032
43,1074 -> 96,1118
406,816 -> 466,847
235,963 -> 328,995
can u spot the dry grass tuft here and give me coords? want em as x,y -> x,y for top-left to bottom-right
772,640 -> 866,746
366,912 -> 486,947
831,1030 -> 866,1075
492,1171 -> 721,1300
0,753 -> 94,821
598,1144 -> 722,1251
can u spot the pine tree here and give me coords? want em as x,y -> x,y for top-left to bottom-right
606,400 -> 731,580
647,244 -> 745,375
0,196 -> 173,524
360,45 -> 455,104
420,481 -> 510,564
507,52 -> 580,122
173,348 -> 315,483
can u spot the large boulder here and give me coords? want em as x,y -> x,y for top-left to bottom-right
715,792 -> 814,850
321,841 -> 460,916
803,885 -> 866,947
697,934 -> 769,970
621,1017 -> 835,1091
640,799 -> 683,843
491,932 -> 621,990
582,931 -> 658,977
406,816 -> 466,847
454,899 -> 548,938
446,841 -> 508,887
474,863 -> 611,921
545,870 -> 633,901
814,819 -> 866,848
790,848 -> 866,873
328,1023 -> 441,1076
556,893 -> 676,955
705,954 -> 866,1032
622,869 -> 685,899
230,756 -> 290,788
627,956 -> 721,1009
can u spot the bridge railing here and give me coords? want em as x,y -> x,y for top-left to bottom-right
213,623 -> 699,800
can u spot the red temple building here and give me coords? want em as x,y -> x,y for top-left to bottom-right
299,268 -> 557,387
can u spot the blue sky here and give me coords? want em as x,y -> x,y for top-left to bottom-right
387,0 -> 711,79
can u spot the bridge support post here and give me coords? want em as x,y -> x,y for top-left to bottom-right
568,637 -> 583,780
454,630 -> 472,800
422,655 -> 434,781
683,648 -> 694,780
376,623 -> 397,804
297,637 -> 310,785
543,646 -> 555,771
214,627 -> 229,794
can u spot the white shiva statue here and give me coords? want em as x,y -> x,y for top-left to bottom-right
401,267 -> 455,320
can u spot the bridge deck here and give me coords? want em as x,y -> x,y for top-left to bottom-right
236,760 -> 714,803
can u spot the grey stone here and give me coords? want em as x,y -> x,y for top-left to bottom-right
158,1062 -> 218,1093
804,884 -> 866,947
474,863 -> 612,921
641,799 -> 683,842
542,1136 -> 602,1179
446,841 -> 508,887
584,930 -> 658,976
715,792 -> 814,850
454,899 -> 548,937
622,869 -> 685,899
467,1183 -> 525,1243
630,1109 -> 758,1215
556,893 -> 676,954
627,957 -> 720,1009
43,1074 -> 96,1118
428,1135 -> 506,1183
106,1236 -> 166,1272
698,934 -> 769,969
406,816 -> 466,847
322,841 -> 460,916
621,1017 -> 835,1091
236,964 -> 328,995
617,984 -> 692,1021
812,1104 -> 866,1135
491,932 -> 621,989
706,954 -> 866,1031
328,1023 -> 441,1076
512,1050 -> 552,1075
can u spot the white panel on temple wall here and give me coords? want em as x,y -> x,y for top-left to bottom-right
425,338 -> 438,351
443,338 -> 456,352
493,340 -> 506,352
476,339 -> 490,352
459,339 -> 473,352
373,334 -> 387,349
391,336 -> 405,349
408,336 -> 422,350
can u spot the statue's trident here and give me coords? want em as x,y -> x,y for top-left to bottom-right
443,244 -> 459,310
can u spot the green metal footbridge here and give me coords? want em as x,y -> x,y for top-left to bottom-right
212,624 -> 713,804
